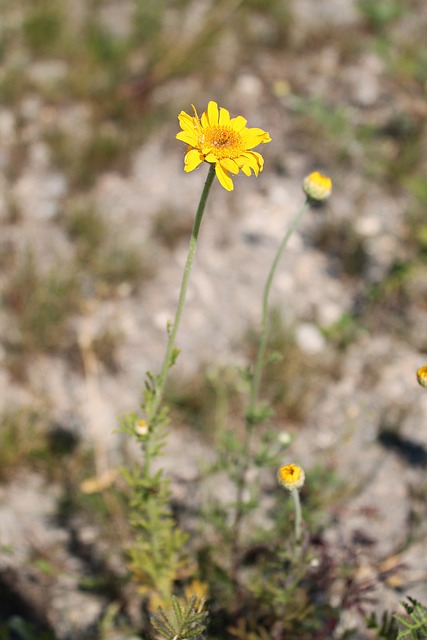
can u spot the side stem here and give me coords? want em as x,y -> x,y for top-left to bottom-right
231,198 -> 310,585
249,199 -> 310,413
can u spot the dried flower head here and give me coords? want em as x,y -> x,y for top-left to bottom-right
303,171 -> 332,202
176,100 -> 271,191
417,366 -> 427,388
277,463 -> 305,491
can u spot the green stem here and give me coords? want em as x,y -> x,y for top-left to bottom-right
249,199 -> 310,414
150,164 -> 216,420
231,198 -> 310,586
291,488 -> 303,543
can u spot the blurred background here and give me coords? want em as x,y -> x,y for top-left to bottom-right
0,0 -> 427,636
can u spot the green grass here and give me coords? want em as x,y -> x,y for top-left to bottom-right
321,312 -> 365,350
312,218 -> 369,278
247,312 -> 333,421
64,203 -> 151,295
23,2 -> 64,57
0,67 -> 28,105
3,251 -> 79,357
0,406 -> 50,480
357,0 -> 406,31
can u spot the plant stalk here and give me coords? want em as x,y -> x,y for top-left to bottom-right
150,164 -> 216,420
231,198 -> 310,584
291,488 -> 303,543
250,199 -> 310,411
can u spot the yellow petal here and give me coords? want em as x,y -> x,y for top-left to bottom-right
201,102 -> 219,129
207,100 -> 219,125
178,110 -> 202,137
215,162 -> 234,191
184,148 -> 204,172
241,127 -> 271,149
229,115 -> 247,131
178,111 -> 195,128
219,107 -> 231,125
238,151 -> 262,175
252,151 -> 264,169
240,164 -> 252,177
200,110 -> 209,129
176,130 -> 198,145
220,157 -> 239,174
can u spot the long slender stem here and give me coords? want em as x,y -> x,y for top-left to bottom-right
249,199 -> 310,414
231,198 -> 310,585
150,164 -> 216,420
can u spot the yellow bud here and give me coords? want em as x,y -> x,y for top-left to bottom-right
277,463 -> 305,491
303,171 -> 332,202
417,366 -> 427,388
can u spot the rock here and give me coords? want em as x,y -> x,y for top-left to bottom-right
295,322 -> 326,354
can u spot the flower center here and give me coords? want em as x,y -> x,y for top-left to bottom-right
202,125 -> 243,159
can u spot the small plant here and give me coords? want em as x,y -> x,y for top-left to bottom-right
148,595 -> 209,640
367,609 -> 399,639
121,101 -> 272,609
395,598 -> 427,640
2,3 -> 427,638
120,102 -> 339,640
197,172 -> 333,603
367,598 -> 427,640
120,412 -> 190,609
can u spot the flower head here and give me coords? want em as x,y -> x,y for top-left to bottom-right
417,366 -> 427,388
303,171 -> 332,202
277,463 -> 305,491
176,101 -> 271,191
135,419 -> 149,437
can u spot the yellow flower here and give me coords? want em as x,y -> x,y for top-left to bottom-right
417,365 -> 427,388
176,101 -> 271,191
303,171 -> 332,202
277,463 -> 305,491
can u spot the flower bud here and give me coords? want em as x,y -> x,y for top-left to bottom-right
135,419 -> 149,437
277,463 -> 305,491
417,366 -> 427,388
303,171 -> 332,202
